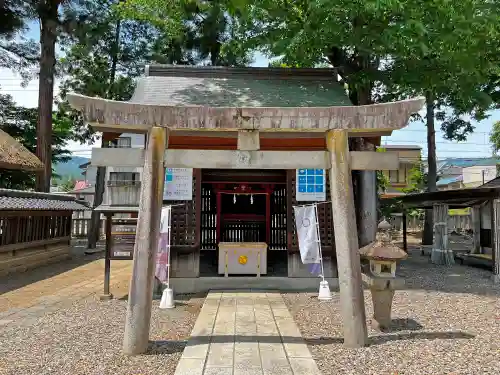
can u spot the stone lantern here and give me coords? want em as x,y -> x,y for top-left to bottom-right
359,219 -> 407,331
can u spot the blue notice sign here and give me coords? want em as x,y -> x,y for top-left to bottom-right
296,169 -> 326,201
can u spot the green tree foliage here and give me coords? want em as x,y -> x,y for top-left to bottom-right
0,1 -> 38,82
120,0 -> 253,66
400,158 -> 427,195
56,0 -> 160,143
229,0 -> 499,105
58,176 -> 77,192
0,94 -> 72,190
490,121 -> 500,156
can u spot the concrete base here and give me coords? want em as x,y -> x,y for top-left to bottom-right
370,289 -> 395,331
492,274 -> 500,284
287,253 -> 337,278
170,251 -> 200,277
99,293 -> 113,301
169,276 -> 339,294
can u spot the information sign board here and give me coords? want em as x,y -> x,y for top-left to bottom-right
163,168 -> 193,201
296,169 -> 326,202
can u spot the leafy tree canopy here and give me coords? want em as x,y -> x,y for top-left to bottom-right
228,0 -> 499,109
119,0 -> 253,66
490,121 -> 500,156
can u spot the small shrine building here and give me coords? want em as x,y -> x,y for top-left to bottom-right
68,65 -> 423,350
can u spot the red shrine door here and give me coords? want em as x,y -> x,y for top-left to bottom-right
199,170 -> 288,253
214,183 -> 273,244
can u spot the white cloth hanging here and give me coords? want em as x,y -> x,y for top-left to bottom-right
293,205 -> 321,264
155,206 -> 172,283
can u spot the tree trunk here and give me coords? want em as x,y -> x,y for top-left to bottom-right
352,87 -> 378,247
423,91 -> 437,245
36,2 -> 60,192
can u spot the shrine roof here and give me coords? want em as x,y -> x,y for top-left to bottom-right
0,129 -> 43,171
386,186 -> 500,209
0,189 -> 89,211
131,65 -> 351,107
67,65 -> 425,134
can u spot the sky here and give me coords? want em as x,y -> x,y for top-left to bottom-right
0,22 -> 497,161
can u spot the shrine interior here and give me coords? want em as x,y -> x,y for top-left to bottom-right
199,169 -> 288,277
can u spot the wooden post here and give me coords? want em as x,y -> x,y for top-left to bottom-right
402,211 -> 408,253
326,130 -> 368,348
431,203 -> 453,265
471,205 -> 481,254
101,213 -> 113,300
216,192 -> 222,243
492,199 -> 500,283
265,192 -> 271,244
123,127 -> 167,355
357,140 -> 378,248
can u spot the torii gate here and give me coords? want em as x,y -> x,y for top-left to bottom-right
68,75 -> 423,353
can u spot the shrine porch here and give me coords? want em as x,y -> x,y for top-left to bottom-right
168,276 -> 339,295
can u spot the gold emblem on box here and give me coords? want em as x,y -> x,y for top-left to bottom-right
238,255 -> 248,265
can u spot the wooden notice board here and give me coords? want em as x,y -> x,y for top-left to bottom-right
109,218 -> 137,260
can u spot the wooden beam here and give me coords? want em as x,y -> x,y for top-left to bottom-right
67,93 -> 425,133
91,147 -> 144,167
123,127 -> 167,355
91,148 -> 399,171
166,150 -> 330,169
326,130 -> 368,348
237,130 -> 260,150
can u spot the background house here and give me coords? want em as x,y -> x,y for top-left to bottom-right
379,145 -> 422,198
436,157 -> 498,190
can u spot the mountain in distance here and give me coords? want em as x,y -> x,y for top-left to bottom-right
54,156 -> 89,181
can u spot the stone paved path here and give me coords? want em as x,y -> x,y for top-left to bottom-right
174,290 -> 322,375
0,255 -> 132,325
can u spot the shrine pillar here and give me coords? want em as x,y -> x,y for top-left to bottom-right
123,127 -> 167,355
357,140 -> 378,247
326,130 -> 368,348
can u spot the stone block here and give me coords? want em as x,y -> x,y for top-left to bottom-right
289,358 -> 322,375
173,358 -> 205,375
370,288 -> 395,331
206,342 -> 234,367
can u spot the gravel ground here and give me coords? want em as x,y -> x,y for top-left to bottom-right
283,250 -> 500,375
0,293 -> 205,375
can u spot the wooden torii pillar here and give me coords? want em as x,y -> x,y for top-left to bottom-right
327,130 -> 368,347
123,127 -> 167,355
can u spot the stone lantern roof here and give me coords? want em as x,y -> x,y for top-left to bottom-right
359,219 -> 407,261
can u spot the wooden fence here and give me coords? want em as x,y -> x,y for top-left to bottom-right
71,218 -> 106,238
390,214 -> 472,232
